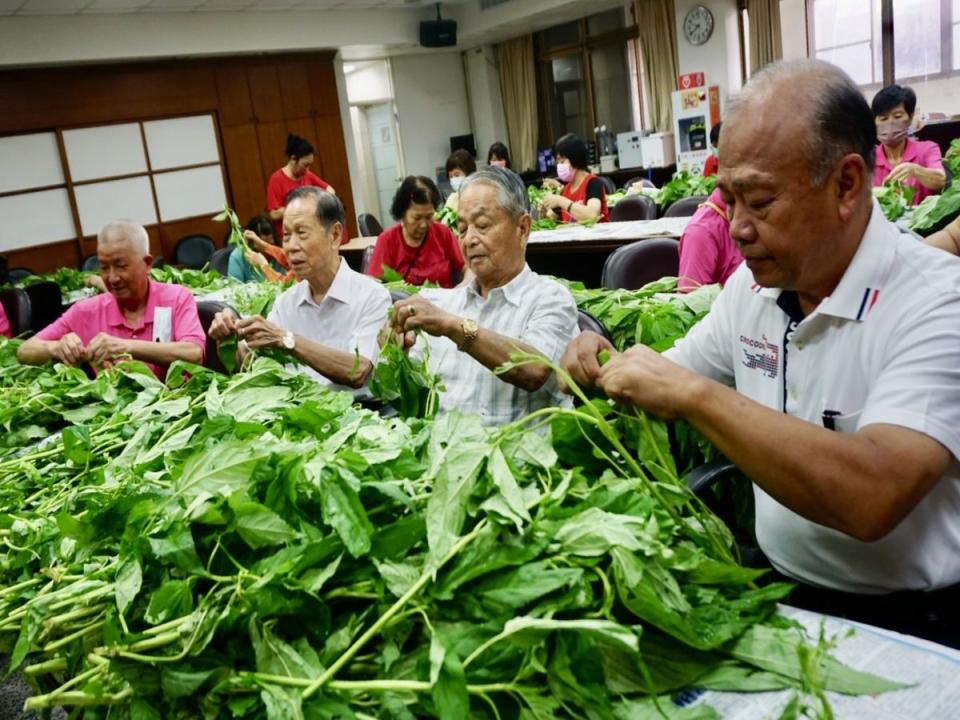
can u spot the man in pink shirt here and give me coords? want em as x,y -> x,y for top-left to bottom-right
677,187 -> 743,291
17,221 -> 204,379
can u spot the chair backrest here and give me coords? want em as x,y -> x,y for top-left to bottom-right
196,299 -> 235,373
610,195 -> 658,222
358,213 -> 384,237
0,287 -> 32,336
623,176 -> 656,191
174,235 -> 216,269
662,195 -> 708,218
8,267 -> 36,283
209,246 -> 234,277
598,176 -> 617,194
601,238 -> 680,291
81,255 -> 100,272
152,256 -> 167,269
577,308 -> 612,342
360,245 -> 376,275
389,289 -> 410,304
22,281 -> 63,333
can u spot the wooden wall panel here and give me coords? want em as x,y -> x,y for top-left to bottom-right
1,50 -> 357,270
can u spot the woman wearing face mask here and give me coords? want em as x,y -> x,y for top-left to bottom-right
487,142 -> 511,170
443,149 -> 477,214
871,85 -> 945,205
702,122 -> 722,177
539,133 -> 609,223
367,176 -> 466,288
266,134 -> 340,239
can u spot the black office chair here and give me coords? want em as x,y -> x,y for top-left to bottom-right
663,195 -> 708,218
174,235 -> 216,270
80,255 -> 100,272
360,246 -> 376,275
0,288 -> 31,336
152,256 -> 167,269
601,238 -> 680,291
576,309 -> 612,343
598,176 -> 617,194
623,176 -> 656,191
209,247 -> 233,277
22,281 -> 63,333
358,213 -> 384,237
196,300 -> 235,374
7,267 -> 36,284
610,195 -> 658,222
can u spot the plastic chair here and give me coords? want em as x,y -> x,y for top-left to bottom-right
0,287 -> 31,336
209,247 -> 233,277
598,176 -> 617,194
196,300 -> 236,374
610,195 -> 658,222
601,238 -> 680,291
358,214 -> 384,237
623,176 -> 656,191
7,267 -> 36,284
663,195 -> 708,218
576,309 -> 611,342
360,246 -> 376,274
81,255 -> 100,272
174,235 -> 215,270
22,281 -> 63,333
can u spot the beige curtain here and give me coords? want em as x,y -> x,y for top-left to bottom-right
748,0 -> 783,74
495,35 -> 538,173
635,0 -> 680,133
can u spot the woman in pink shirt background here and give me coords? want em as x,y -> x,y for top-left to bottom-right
677,188 -> 742,292
871,84 -> 946,205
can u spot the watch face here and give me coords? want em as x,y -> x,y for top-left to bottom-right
684,5 -> 714,46
282,332 -> 295,350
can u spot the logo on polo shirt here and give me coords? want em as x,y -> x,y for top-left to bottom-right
740,334 -> 779,379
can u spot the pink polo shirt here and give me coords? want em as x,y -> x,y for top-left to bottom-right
0,303 -> 10,338
677,188 -> 743,291
873,138 -> 944,205
37,280 -> 205,379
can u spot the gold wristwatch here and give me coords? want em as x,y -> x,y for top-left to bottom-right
458,318 -> 479,351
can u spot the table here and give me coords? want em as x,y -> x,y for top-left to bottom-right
340,218 -> 691,288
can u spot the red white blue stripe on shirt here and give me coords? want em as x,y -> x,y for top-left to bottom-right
856,288 -> 880,320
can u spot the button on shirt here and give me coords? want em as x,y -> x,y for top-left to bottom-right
266,259 -> 391,394
36,280 -> 205,380
666,201 -> 960,594
413,265 -> 579,426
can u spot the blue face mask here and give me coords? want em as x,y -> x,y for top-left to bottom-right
450,176 -> 466,192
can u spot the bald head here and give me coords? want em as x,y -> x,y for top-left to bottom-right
724,59 -> 876,187
97,220 -> 149,256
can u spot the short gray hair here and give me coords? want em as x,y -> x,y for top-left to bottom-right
458,167 -> 530,219
97,220 -> 149,256
726,59 -> 876,186
284,186 -> 345,230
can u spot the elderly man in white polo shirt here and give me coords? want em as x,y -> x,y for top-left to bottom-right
209,187 -> 390,391
562,60 -> 960,647
388,167 -> 579,426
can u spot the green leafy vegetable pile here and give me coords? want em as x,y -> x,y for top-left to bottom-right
653,172 -> 717,210
907,180 -> 960,235
435,206 -> 459,236
1,268 -> 96,295
0,339 -> 905,718
873,182 -> 915,222
944,138 -> 960,179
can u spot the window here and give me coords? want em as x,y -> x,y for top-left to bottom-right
535,9 -> 641,151
808,0 -> 958,85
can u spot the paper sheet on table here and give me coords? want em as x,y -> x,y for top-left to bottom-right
679,605 -> 960,719
528,217 -> 691,244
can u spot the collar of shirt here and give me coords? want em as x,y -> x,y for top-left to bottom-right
104,280 -> 160,331
464,263 -> 531,308
294,257 -> 352,309
752,199 -> 895,322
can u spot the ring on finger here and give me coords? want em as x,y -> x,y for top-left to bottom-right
408,306 -> 416,316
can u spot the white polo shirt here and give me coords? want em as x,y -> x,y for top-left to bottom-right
268,258 -> 391,393
666,202 -> 960,593
413,264 -> 579,426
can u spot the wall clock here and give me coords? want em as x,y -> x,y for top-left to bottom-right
683,4 -> 714,46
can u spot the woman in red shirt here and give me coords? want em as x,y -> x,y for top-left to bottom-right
265,134 -> 337,239
366,176 -> 465,288
537,133 -> 609,223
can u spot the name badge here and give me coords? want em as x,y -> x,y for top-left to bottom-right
153,307 -> 172,343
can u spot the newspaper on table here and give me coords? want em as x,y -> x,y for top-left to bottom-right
677,605 -> 960,719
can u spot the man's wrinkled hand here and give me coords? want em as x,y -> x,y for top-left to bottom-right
596,344 -> 693,421
392,295 -> 454,339
559,331 -> 616,393
209,310 -> 239,341
86,332 -> 129,368
52,333 -> 87,366
236,315 -> 285,350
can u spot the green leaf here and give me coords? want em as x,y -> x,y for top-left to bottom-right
305,464 -> 373,557
374,558 -> 421,598
476,561 -> 583,609
485,446 -> 531,529
261,683 -> 305,720
9,606 -> 42,672
429,633 -> 470,720
62,424 -> 91,465
130,698 -> 163,720
300,554 -> 343,594
144,579 -> 194,624
174,439 -> 274,519
235,502 -> 298,549
161,667 -> 214,698
499,616 -> 640,654
115,556 -> 143,615
148,526 -> 203,573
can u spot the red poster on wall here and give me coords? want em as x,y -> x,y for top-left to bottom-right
677,72 -> 706,90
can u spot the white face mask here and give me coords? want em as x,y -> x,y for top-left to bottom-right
450,175 -> 466,192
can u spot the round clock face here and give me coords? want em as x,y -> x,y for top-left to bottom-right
684,5 -> 714,46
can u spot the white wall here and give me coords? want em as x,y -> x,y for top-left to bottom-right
390,52 -> 473,181
674,0 -> 742,114
345,61 -> 393,106
463,46 -> 508,167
